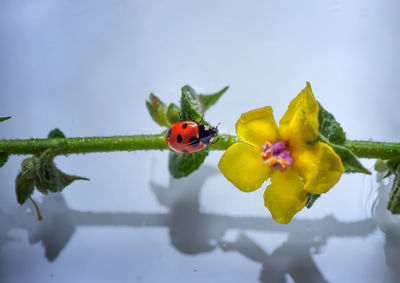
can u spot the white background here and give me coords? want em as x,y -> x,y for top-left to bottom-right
1,0 -> 400,282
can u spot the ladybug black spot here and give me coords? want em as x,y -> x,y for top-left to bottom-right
167,129 -> 172,137
177,134 -> 183,143
189,137 -> 200,147
182,123 -> 188,129
182,149 -> 189,154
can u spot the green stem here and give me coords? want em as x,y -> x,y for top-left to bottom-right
0,134 -> 398,160
344,140 -> 400,160
0,134 -> 239,156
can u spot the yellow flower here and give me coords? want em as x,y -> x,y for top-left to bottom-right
218,82 -> 344,224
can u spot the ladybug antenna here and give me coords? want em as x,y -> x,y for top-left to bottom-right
214,123 -> 225,140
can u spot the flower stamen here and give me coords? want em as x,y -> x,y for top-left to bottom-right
261,141 -> 292,170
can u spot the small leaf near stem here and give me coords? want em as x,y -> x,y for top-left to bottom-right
322,138 -> 371,174
306,193 -> 321,209
198,86 -> 229,113
146,94 -> 170,127
318,103 -> 346,144
169,150 -> 209,178
180,86 -> 202,122
35,147 -> 89,193
48,128 -> 66,139
166,103 -> 180,125
0,116 -> 11,122
0,152 -> 9,168
387,165 -> 400,214
16,172 -> 35,204
317,102 -> 370,174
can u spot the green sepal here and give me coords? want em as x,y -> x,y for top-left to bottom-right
198,86 -> 229,113
0,152 -> 9,168
306,193 -> 321,209
374,159 -> 392,182
166,103 -> 180,125
168,150 -> 209,178
318,103 -> 346,145
15,158 -> 37,204
387,165 -> 400,214
318,103 -> 370,174
35,147 -> 89,193
374,159 -> 388,173
48,128 -> 66,139
146,93 -> 170,127
0,116 -> 11,122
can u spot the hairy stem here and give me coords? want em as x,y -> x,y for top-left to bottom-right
344,140 -> 400,160
0,134 -> 399,159
0,134 -> 239,155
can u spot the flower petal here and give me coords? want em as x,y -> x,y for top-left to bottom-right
218,142 -> 271,192
292,142 -> 345,194
236,106 -> 280,147
279,82 -> 319,148
263,168 -> 308,224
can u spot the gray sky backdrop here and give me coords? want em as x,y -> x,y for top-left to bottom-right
1,1 -> 400,282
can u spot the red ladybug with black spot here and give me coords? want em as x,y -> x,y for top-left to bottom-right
166,118 -> 220,154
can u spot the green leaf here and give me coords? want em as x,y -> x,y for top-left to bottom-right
146,93 -> 170,127
320,138 -> 371,174
387,157 -> 400,174
166,103 -> 180,125
21,157 -> 38,179
387,165 -> 400,214
35,147 -> 89,193
0,116 -> 11,122
0,152 -> 9,168
318,103 -> 370,174
168,150 -> 209,178
15,172 -> 35,205
15,158 -> 37,204
198,86 -> 229,113
181,85 -> 201,111
180,85 -> 202,122
306,193 -> 321,209
318,103 -> 346,145
48,128 -> 66,139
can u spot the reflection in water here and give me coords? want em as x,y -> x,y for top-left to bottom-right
1,166 -> 399,282
372,181 -> 400,280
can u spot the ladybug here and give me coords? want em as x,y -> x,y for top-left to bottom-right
166,118 -> 220,154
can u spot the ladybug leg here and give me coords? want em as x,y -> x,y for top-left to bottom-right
189,137 -> 201,148
195,114 -> 204,125
210,138 -> 220,144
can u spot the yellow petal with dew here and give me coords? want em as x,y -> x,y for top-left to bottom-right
292,141 -> 344,194
218,142 -> 271,192
236,106 -> 280,147
279,82 -> 319,149
263,168 -> 309,224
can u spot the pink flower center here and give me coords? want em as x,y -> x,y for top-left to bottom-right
261,141 -> 293,170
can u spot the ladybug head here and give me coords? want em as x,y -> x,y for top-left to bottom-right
210,123 -> 220,137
